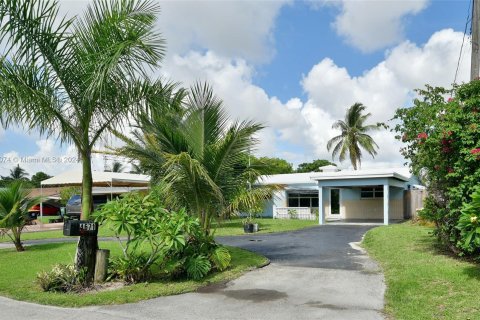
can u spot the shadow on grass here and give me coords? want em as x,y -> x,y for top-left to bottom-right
413,230 -> 480,280
26,243 -> 72,252
462,265 -> 480,280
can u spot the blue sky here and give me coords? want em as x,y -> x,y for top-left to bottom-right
255,0 -> 469,102
0,0 -> 473,176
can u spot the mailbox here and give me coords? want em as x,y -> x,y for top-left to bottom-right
63,220 -> 98,236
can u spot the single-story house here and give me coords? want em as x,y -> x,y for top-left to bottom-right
257,166 -> 424,225
35,170 -> 150,218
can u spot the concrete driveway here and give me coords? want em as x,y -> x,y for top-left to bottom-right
0,225 -> 385,320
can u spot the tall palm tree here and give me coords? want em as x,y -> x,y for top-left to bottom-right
0,0 -> 166,281
0,182 -> 42,251
327,103 -> 381,170
117,83 -> 279,233
1,165 -> 29,181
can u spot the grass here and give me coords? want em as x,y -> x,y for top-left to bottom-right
213,218 -> 317,236
0,241 -> 268,307
363,223 -> 480,320
0,218 -> 318,243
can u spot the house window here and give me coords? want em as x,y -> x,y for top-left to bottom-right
360,187 -> 384,199
287,192 -> 318,207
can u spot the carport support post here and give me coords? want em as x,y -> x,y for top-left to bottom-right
318,186 -> 325,225
383,184 -> 389,225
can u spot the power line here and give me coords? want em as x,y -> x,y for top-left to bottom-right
454,0 -> 473,85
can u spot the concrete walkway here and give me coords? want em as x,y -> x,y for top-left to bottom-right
0,226 -> 385,320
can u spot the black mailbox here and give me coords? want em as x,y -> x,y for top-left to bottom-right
63,220 -> 98,236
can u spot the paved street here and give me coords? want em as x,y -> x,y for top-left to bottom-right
0,225 -> 385,320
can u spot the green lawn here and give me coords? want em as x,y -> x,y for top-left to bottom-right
0,242 -> 268,307
0,218 -> 318,243
363,223 -> 480,320
213,218 -> 317,236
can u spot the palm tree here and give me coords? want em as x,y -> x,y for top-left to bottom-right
0,182 -> 42,251
1,165 -> 29,181
0,0 -> 166,280
107,161 -> 125,173
327,103 -> 381,170
129,163 -> 144,174
117,83 -> 279,233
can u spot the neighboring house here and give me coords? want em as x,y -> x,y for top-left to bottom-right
257,165 -> 424,225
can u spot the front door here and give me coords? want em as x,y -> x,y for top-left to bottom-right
328,189 -> 343,219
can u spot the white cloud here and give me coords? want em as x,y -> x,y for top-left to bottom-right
162,51 -> 310,158
57,0 -> 288,63
300,28 -> 470,167
332,0 -> 429,52
157,0 -> 290,63
162,26 -> 469,169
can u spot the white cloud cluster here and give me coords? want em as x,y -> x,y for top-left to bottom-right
332,0 -> 429,52
301,28 -> 470,167
162,51 -> 310,158
160,28 -> 469,169
157,0 -> 290,63
57,0 -> 288,63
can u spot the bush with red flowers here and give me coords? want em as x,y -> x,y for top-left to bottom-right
394,81 -> 480,256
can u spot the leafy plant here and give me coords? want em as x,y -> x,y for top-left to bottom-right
0,182 -> 42,251
185,255 -> 211,280
209,246 -> 231,271
95,189 -> 232,283
116,82 -> 281,234
36,264 -> 86,292
288,208 -> 298,219
108,254 -> 151,284
456,187 -> 480,254
394,82 -> 480,255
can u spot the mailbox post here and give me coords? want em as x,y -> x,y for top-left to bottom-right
63,220 -> 98,237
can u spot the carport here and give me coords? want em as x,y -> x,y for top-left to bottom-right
38,170 -> 150,219
311,170 -> 411,226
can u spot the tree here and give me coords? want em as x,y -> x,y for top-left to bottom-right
0,0 -> 165,281
129,162 -> 145,174
30,172 -> 52,188
394,83 -> 480,255
250,156 -> 293,175
0,182 -> 41,251
327,103 -> 381,170
59,186 -> 81,207
118,83 -> 279,233
1,164 -> 29,181
295,159 -> 335,173
106,161 -> 125,173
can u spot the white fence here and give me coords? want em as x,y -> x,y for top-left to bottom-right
274,207 -> 317,220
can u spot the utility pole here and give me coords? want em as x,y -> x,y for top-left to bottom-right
471,0 -> 480,80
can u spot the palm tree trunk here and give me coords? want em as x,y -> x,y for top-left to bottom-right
12,228 -> 24,252
75,150 -> 98,283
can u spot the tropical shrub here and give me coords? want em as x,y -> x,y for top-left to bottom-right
95,190 -> 231,283
116,83 -> 281,234
185,255 -> 211,280
0,182 -> 41,251
108,254 -> 151,284
456,187 -> 480,254
394,81 -> 480,255
37,264 -> 86,292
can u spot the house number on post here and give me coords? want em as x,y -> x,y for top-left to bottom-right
63,220 -> 98,236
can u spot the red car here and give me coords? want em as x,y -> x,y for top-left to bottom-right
28,203 -> 61,217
